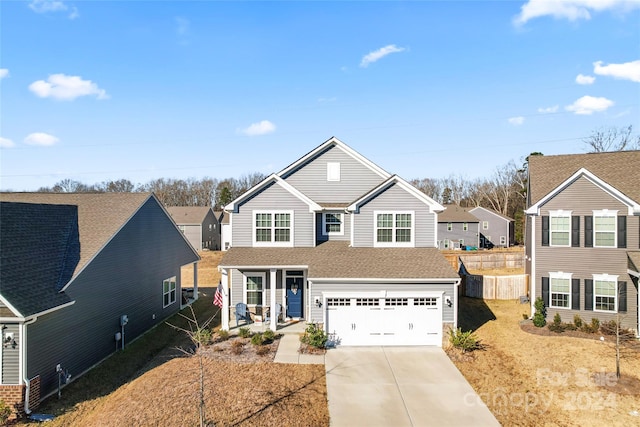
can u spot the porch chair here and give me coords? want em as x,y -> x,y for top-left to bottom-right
264,303 -> 282,324
235,302 -> 252,326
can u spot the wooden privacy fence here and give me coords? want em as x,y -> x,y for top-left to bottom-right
464,274 -> 529,300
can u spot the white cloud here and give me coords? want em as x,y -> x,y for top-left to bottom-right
575,74 -> 595,85
565,95 -> 614,115
29,74 -> 108,101
0,69 -> 8,79
0,137 -> 15,148
537,105 -> 559,113
360,44 -> 406,68
24,132 -> 60,146
513,0 -> 640,26
593,60 -> 640,83
239,120 -> 276,136
508,116 -> 525,126
29,0 -> 79,19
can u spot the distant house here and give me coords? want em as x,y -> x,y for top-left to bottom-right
220,211 -> 231,251
437,204 -> 480,250
469,206 -> 514,248
0,193 -> 199,414
167,206 -> 219,250
525,151 -> 640,335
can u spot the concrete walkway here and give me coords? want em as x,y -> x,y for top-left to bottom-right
273,334 -> 325,364
325,347 -> 500,427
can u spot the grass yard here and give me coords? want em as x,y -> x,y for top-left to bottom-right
451,297 -> 640,427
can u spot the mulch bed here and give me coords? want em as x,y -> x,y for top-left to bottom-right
201,335 -> 282,363
519,321 -> 604,341
299,342 -> 326,355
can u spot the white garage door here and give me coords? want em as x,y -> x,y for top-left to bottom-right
325,295 -> 443,346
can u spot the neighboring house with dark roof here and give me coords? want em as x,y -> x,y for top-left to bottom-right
0,193 -> 199,414
469,206 -> 514,248
218,137 -> 460,347
437,204 -> 480,250
524,151 -> 640,335
167,206 -> 219,250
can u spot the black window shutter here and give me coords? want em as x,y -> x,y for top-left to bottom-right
542,277 -> 549,307
618,281 -> 627,313
584,216 -> 593,247
584,279 -> 593,311
617,216 -> 626,248
571,216 -> 580,247
571,279 -> 580,310
542,216 -> 549,246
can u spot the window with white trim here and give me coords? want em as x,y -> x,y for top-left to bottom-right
163,276 -> 177,308
549,272 -> 571,309
322,212 -> 344,235
244,273 -> 265,306
463,222 -> 468,231
327,162 -> 340,181
253,210 -> 293,246
593,211 -> 616,248
550,210 -> 571,246
447,222 -> 452,231
500,236 -> 506,245
374,211 -> 414,247
594,274 -> 617,312
482,221 -> 488,230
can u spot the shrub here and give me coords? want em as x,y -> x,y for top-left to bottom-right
600,320 -> 618,335
262,329 -> 276,343
251,333 -> 265,346
573,315 -> 583,329
194,328 -> 212,346
522,313 -> 529,320
532,297 -> 546,327
300,323 -> 328,349
256,345 -> 271,356
548,313 -> 565,333
231,339 -> 244,355
448,328 -> 483,353
563,323 -> 577,331
217,329 -> 229,341
581,318 -> 600,334
238,327 -> 251,338
0,400 -> 11,425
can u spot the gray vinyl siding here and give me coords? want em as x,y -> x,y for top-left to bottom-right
25,197 -> 198,398
281,145 -> 386,204
437,222 -> 480,249
352,183 -> 436,247
316,212 -> 351,244
533,176 -> 639,330
308,281 -> 456,324
181,224 -> 202,251
202,209 -> 217,250
1,323 -> 20,384
231,182 -> 314,247
470,207 -> 512,247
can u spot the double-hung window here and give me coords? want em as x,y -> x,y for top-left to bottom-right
322,212 -> 343,236
594,274 -> 617,312
549,210 -> 571,246
593,211 -> 616,248
549,272 -> 571,309
374,211 -> 414,247
244,273 -> 265,306
253,210 -> 293,246
163,276 -> 177,308
482,221 -> 489,230
463,222 -> 468,231
447,222 -> 452,231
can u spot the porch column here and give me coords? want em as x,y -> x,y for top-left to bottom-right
192,262 -> 198,301
221,268 -> 229,331
270,268 -> 277,331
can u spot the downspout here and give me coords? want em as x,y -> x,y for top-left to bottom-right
22,317 -> 38,415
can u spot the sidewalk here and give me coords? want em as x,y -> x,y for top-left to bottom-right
273,334 -> 325,364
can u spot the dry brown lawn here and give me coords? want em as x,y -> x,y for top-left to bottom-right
181,250 -> 222,287
451,298 -> 640,426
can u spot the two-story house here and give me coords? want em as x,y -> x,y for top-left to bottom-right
437,204 -> 480,250
469,206 -> 514,248
218,137 -> 460,346
167,206 -> 219,250
525,151 -> 640,334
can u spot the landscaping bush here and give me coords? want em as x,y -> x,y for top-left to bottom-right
300,323 -> 328,349
231,339 -> 244,355
217,329 -> 229,341
262,329 -> 276,343
251,333 -> 265,346
600,320 -> 618,335
238,327 -> 251,338
448,328 -> 483,353
0,400 -> 11,425
256,346 -> 271,356
194,328 -> 212,346
580,318 -> 600,334
532,297 -> 546,327
573,314 -> 583,329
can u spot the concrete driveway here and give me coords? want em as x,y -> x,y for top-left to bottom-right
325,347 -> 500,427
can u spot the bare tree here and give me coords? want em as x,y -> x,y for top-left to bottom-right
583,125 -> 640,152
410,178 -> 443,202
51,179 -> 93,193
100,179 -> 135,192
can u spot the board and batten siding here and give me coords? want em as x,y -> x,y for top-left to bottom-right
352,183 -> 436,247
1,323 -> 20,384
533,176 -> 639,330
281,145 -> 386,204
232,182 -> 314,247
309,281 -> 456,325
26,197 -> 198,399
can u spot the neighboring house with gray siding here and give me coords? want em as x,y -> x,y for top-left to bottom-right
167,206 -> 219,250
218,137 -> 460,347
525,151 -> 640,335
437,204 -> 480,250
0,193 -> 199,414
469,206 -> 514,248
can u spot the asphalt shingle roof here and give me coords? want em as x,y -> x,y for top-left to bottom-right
438,204 -> 479,223
528,151 -> 640,205
167,206 -> 212,225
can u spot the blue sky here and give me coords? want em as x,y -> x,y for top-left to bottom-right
1,0 -> 639,191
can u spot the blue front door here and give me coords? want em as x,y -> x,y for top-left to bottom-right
286,277 -> 303,318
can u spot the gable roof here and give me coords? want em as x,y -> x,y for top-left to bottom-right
225,174 -> 322,212
348,175 -> 444,213
528,151 -> 640,206
469,206 -> 514,222
0,202 -> 77,317
277,136 -> 391,180
439,204 -> 480,223
0,192 -> 152,275
167,206 -> 213,225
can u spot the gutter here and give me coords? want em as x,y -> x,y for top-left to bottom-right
22,317 -> 38,415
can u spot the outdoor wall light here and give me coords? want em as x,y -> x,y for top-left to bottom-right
445,297 -> 452,308
315,297 -> 322,308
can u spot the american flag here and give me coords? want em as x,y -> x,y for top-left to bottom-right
213,282 -> 224,308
